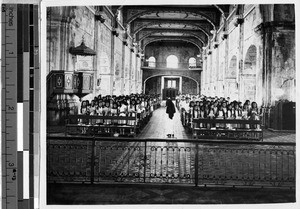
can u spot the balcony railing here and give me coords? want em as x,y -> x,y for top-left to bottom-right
142,61 -> 202,70
47,136 -> 295,188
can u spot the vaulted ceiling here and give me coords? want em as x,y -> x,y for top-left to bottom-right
117,5 -> 230,52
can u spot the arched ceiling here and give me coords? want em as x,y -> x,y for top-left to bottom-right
119,5 -> 230,51
143,37 -> 203,51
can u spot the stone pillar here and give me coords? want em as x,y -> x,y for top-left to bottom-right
179,76 -> 182,94
203,53 -> 207,95
237,19 -> 244,101
256,21 -> 295,106
161,76 -> 164,96
110,26 -> 115,96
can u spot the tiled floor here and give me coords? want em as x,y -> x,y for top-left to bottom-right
139,105 -> 190,139
47,106 -> 297,205
139,106 -> 296,143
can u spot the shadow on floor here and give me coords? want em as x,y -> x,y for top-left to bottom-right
47,183 -> 295,205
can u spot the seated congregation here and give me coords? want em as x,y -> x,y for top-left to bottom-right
65,93 -> 160,137
177,95 -> 263,140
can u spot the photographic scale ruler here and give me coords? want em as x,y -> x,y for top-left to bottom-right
2,4 -> 39,209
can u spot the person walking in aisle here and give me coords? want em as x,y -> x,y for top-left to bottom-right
166,97 -> 176,138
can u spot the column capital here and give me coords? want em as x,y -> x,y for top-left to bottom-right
254,21 -> 295,34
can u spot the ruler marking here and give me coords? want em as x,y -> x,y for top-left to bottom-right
2,4 -> 18,209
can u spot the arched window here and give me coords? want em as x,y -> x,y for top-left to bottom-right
189,57 -> 196,68
226,55 -> 237,78
243,45 -> 257,74
166,55 -> 178,68
148,56 -> 156,68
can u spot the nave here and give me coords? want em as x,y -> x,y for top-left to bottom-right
45,4 -> 296,205
138,103 -> 189,139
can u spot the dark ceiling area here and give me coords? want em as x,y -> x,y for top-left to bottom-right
116,5 -> 231,52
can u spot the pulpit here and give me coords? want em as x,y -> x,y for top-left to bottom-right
47,70 -> 93,99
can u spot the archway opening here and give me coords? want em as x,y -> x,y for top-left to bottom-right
225,55 -> 238,101
241,45 -> 257,102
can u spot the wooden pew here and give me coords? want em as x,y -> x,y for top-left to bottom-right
65,115 -> 138,137
192,118 -> 263,141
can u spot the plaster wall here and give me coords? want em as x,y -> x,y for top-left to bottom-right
201,5 -> 295,106
145,42 -> 200,69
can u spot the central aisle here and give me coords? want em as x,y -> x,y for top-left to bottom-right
139,104 -> 190,139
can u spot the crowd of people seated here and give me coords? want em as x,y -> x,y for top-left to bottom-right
78,93 -> 160,126
177,94 -> 262,130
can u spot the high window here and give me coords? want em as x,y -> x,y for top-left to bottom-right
189,57 -> 196,68
148,56 -> 156,67
166,55 -> 178,68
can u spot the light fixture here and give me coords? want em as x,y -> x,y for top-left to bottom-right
234,14 -> 244,27
112,28 -> 119,37
221,31 -> 228,40
95,12 -> 105,23
213,41 -> 219,49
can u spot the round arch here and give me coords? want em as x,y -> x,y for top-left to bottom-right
243,45 -> 257,74
166,55 -> 178,68
148,56 -> 156,67
143,38 -> 202,52
225,55 -> 238,100
143,74 -> 200,95
189,57 -> 196,68
226,55 -> 237,78
240,45 -> 257,102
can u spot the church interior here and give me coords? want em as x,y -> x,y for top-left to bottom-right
47,4 -> 295,131
46,4 -> 296,204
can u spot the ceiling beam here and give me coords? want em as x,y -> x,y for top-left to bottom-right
123,6 -> 219,28
143,37 -> 203,52
137,29 -> 206,46
131,18 -> 211,37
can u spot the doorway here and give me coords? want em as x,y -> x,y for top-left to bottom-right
163,88 -> 178,100
162,77 -> 179,100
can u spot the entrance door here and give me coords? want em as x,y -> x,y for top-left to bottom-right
162,77 -> 179,100
163,88 -> 178,100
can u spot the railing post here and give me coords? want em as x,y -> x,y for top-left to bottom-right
90,137 -> 95,184
194,142 -> 199,187
143,141 -> 147,183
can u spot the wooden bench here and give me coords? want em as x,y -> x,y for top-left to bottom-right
65,115 -> 138,137
192,118 -> 263,141
137,109 -> 152,130
180,109 -> 192,130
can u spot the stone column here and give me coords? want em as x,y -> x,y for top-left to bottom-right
256,21 -> 295,106
237,18 -> 244,101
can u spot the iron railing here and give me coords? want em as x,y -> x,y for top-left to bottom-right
47,136 -> 295,188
